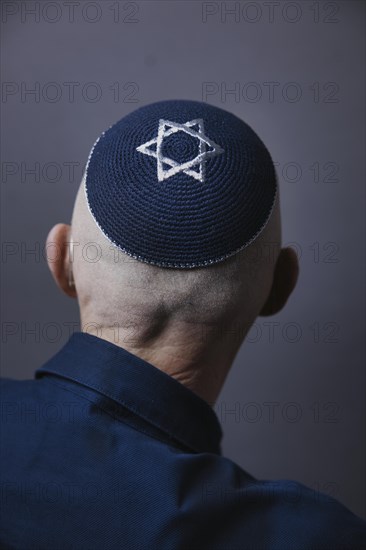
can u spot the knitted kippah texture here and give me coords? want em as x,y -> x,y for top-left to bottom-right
84,99 -> 277,269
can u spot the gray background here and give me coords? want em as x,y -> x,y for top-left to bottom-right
1,0 -> 365,519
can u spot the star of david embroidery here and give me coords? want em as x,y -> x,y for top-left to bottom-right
136,118 -> 224,182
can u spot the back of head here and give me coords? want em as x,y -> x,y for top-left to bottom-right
70,100 -> 280,339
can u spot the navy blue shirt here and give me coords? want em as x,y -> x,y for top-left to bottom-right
1,332 -> 365,549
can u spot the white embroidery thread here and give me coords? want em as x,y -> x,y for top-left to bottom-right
136,118 -> 224,182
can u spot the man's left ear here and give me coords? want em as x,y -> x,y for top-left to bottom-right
46,223 -> 77,298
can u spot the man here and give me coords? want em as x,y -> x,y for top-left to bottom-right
1,100 -> 365,549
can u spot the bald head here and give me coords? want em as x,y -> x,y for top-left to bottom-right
46,101 -> 299,403
46,177 -> 297,403
69,172 -> 281,327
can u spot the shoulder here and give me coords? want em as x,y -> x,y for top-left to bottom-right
0,375 -> 51,401
0,376 -> 36,399
240,478 -> 366,548
175,454 -> 366,549
0,374 -> 77,429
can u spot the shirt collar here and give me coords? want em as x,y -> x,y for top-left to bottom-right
35,332 -> 223,455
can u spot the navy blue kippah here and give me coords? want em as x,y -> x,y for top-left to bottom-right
84,100 -> 277,268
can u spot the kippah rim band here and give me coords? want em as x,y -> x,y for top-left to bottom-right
83,130 -> 278,269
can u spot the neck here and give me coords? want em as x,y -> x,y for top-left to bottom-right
80,314 -> 245,405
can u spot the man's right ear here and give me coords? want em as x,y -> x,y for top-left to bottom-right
259,247 -> 299,316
